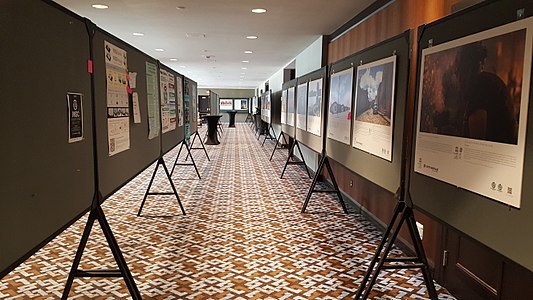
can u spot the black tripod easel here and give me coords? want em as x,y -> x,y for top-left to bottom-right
280,139 -> 312,179
62,199 -> 142,299
269,131 -> 289,161
187,131 -> 210,161
354,189 -> 438,299
63,19 -> 141,299
245,112 -> 253,123
262,123 -> 277,146
301,151 -> 348,213
171,139 -> 201,179
137,157 -> 186,217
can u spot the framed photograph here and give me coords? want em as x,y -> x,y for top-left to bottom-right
352,55 -> 396,161
281,89 -> 287,125
414,17 -> 533,208
234,98 -> 248,111
296,82 -> 308,130
219,98 -> 233,111
307,78 -> 323,136
287,87 -> 296,126
327,67 -> 354,144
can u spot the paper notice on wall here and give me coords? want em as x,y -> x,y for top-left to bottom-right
167,72 -> 177,131
67,92 -> 83,143
160,69 -> 171,133
177,76 -> 184,127
128,72 -> 137,89
146,62 -> 160,139
132,92 -> 141,124
105,41 -> 130,155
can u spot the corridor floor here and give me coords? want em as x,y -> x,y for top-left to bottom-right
0,123 -> 456,299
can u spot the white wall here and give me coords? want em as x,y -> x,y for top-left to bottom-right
295,36 -> 323,77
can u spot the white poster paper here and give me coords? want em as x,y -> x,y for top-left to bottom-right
177,76 -> 184,127
132,92 -> 141,124
414,18 -> 533,208
296,83 -> 307,130
220,99 -> 233,110
307,78 -> 323,136
353,56 -> 396,161
235,99 -> 248,111
327,67 -> 353,144
281,89 -> 287,125
146,62 -> 159,139
287,87 -> 295,126
67,92 -> 83,143
104,41 -> 130,155
128,72 -> 137,89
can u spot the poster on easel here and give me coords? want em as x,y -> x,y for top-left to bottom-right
104,41 -> 130,156
287,86 -> 295,126
167,72 -> 177,131
307,78 -> 322,136
160,69 -> 176,133
146,62 -> 160,139
296,82 -> 307,130
67,92 -> 83,143
327,67 -> 353,144
281,89 -> 287,125
177,76 -> 184,127
414,17 -> 533,208
352,55 -> 396,161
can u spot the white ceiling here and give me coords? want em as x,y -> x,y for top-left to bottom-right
54,0 -> 373,89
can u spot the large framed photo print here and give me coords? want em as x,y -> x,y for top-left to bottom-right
414,17 -> 533,208
353,56 -> 396,161
296,82 -> 307,130
281,89 -> 287,125
307,78 -> 323,136
327,67 -> 354,144
220,98 -> 233,111
287,87 -> 296,126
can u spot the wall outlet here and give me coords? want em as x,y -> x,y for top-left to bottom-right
416,221 -> 424,240
349,180 -> 353,187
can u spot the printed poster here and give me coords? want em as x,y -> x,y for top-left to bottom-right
160,69 -> 176,133
67,92 -> 83,143
307,78 -> 323,136
287,87 -> 296,126
235,99 -> 248,111
296,83 -> 307,130
281,89 -> 287,125
105,41 -> 130,156
327,67 -> 354,144
353,55 -> 396,161
132,92 -> 141,124
220,99 -> 233,110
414,17 -> 533,208
177,76 -> 184,127
146,62 -> 160,139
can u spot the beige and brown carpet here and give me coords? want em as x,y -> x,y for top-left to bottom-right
0,123 -> 456,299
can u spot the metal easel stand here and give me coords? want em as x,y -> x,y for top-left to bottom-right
171,140 -> 201,179
354,190 -> 437,299
301,153 -> 348,213
261,123 -> 277,146
137,157 -> 186,217
280,139 -> 312,179
245,112 -> 253,123
269,131 -> 289,161
186,131 -> 210,161
62,198 -> 142,299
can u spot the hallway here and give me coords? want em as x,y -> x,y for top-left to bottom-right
0,124 -> 455,299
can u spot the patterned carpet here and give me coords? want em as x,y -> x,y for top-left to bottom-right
0,123 -> 456,299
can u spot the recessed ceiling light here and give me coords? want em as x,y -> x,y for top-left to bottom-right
92,4 -> 108,9
242,60 -> 249,63
132,32 -> 144,36
241,67 -> 247,70
244,50 -> 253,54
180,66 -> 186,68
251,8 -> 267,14
246,36 -> 258,40
155,48 -> 164,52
170,58 -> 178,61
176,6 -> 186,10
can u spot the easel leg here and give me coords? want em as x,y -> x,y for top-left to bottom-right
196,131 -> 210,161
280,141 -> 296,179
185,134 -> 198,161
295,141 -> 312,179
138,159 -> 161,216
62,206 -> 142,300
325,158 -> 348,213
185,142 -> 201,179
301,155 -> 327,213
269,132 -> 283,161
160,158 -> 186,215
171,141 -> 186,176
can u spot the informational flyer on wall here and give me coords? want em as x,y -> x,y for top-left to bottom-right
160,70 -> 176,133
296,83 -> 307,130
327,67 -> 353,144
353,56 -> 396,161
307,78 -> 323,136
287,87 -> 296,126
252,96 -> 258,114
234,99 -> 248,111
104,41 -> 130,156
414,18 -> 533,208
220,99 -> 233,110
264,92 -> 271,124
176,76 -> 184,127
67,92 -> 83,143
146,62 -> 160,139
281,89 -> 287,125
